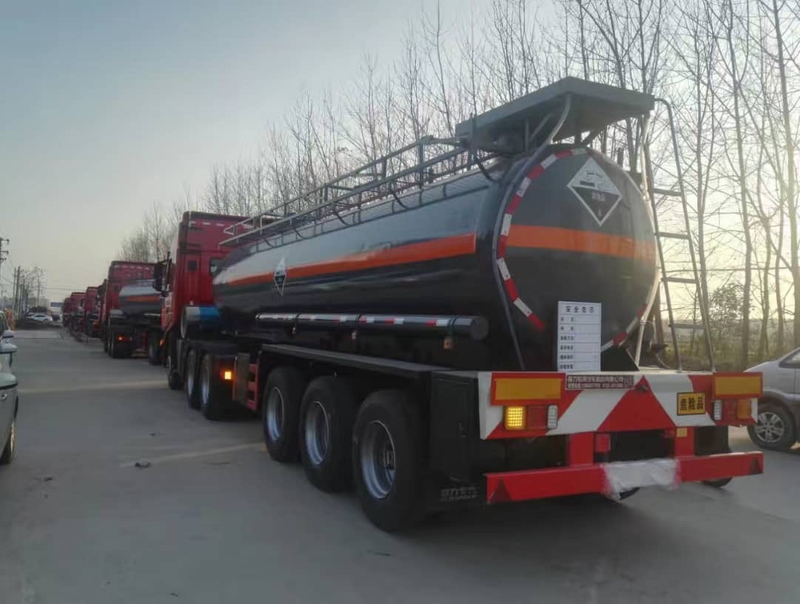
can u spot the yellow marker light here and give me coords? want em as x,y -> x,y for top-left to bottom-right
222,370 -> 233,381
737,399 -> 754,420
504,406 -> 526,430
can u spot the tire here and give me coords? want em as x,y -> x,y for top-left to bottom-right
147,333 -> 161,365
262,366 -> 306,462
0,415 -> 16,465
199,353 -> 228,420
703,477 -> 733,488
352,390 -> 424,532
167,368 -> 183,391
103,334 -> 109,353
185,349 -> 200,409
166,337 -> 183,390
299,376 -> 357,492
747,401 -> 796,451
109,334 -> 120,358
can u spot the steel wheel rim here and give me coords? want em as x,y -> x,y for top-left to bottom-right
266,388 -> 284,442
755,411 -> 785,444
304,401 -> 330,466
360,420 -> 396,500
201,360 -> 211,407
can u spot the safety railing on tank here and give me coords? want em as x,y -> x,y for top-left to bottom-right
219,136 -> 504,248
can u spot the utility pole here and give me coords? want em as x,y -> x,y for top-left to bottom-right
12,267 -> 20,318
0,238 -> 8,303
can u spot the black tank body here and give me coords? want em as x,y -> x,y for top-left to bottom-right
213,145 -> 657,370
118,281 -> 161,317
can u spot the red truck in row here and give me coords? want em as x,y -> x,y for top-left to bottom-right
99,261 -> 160,361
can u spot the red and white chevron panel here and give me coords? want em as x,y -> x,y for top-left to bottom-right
478,371 -> 758,440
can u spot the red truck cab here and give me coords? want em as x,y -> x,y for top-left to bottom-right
156,212 -> 246,386
83,286 -> 100,337
68,292 -> 85,332
100,261 -> 156,356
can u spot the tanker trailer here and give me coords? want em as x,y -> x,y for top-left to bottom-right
107,280 -> 161,359
67,292 -> 85,334
167,77 -> 764,531
100,261 -> 157,359
82,286 -> 101,338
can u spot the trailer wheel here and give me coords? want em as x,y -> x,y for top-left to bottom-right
200,353 -> 227,420
299,376 -> 357,492
185,349 -> 200,409
147,333 -> 161,366
352,390 -> 424,532
109,334 -> 121,359
166,336 -> 183,390
262,367 -> 306,462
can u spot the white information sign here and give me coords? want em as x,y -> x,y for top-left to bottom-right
557,301 -> 601,372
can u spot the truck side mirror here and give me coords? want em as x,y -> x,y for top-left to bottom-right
154,262 -> 164,292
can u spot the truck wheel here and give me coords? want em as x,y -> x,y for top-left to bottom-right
200,353 -> 227,420
262,367 -> 306,462
185,349 -> 200,409
167,366 -> 183,390
352,390 -> 424,532
109,335 -> 120,358
166,336 -> 183,390
703,477 -> 732,488
299,376 -> 357,492
747,401 -> 796,451
0,415 -> 16,465
147,334 -> 161,366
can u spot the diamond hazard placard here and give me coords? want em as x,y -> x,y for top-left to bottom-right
274,256 -> 287,295
567,158 -> 622,226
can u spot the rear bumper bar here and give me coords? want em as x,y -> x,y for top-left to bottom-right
485,451 -> 764,503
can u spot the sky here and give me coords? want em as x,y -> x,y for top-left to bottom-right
0,0 -> 471,302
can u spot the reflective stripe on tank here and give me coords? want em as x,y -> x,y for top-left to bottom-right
497,147 -> 650,348
495,150 -> 588,331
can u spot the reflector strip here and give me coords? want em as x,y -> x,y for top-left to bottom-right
492,376 -> 563,404
713,374 -> 762,399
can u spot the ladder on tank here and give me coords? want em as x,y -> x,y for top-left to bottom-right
641,100 -> 715,371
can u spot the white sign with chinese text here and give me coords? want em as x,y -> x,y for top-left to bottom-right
557,301 -> 601,372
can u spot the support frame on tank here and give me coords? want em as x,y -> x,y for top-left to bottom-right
454,76 -> 655,153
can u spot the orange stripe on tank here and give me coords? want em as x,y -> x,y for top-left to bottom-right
226,233 -> 477,287
506,225 -> 655,263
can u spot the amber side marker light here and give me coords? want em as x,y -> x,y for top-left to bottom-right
222,370 -> 233,381
504,406 -> 526,430
737,399 -> 754,420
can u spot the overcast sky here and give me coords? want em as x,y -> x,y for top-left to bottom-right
0,0 -> 471,301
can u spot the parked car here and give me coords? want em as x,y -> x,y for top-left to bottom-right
0,330 -> 18,465
30,314 -> 52,323
746,348 -> 800,450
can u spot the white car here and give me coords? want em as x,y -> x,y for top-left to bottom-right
30,314 -> 52,323
0,330 -> 18,465
746,348 -> 800,450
